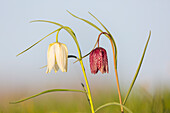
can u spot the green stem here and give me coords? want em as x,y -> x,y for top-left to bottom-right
98,32 -> 124,113
62,28 -> 95,113
30,20 -> 95,113
123,31 -> 151,105
71,34 -> 95,113
57,27 -> 95,113
41,20 -> 95,113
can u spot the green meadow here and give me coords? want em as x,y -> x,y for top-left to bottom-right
1,87 -> 170,113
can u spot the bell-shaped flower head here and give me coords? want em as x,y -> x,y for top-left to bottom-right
89,47 -> 109,74
46,42 -> 68,73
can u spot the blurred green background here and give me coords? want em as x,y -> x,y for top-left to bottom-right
1,87 -> 170,113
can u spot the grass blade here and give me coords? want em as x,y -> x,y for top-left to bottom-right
88,12 -> 111,35
16,28 -> 62,56
30,20 -> 63,27
30,20 -> 78,41
10,89 -> 86,104
67,10 -> 103,32
95,102 -> 133,113
123,31 -> 151,105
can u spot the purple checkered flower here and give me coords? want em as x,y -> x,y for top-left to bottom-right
89,47 -> 109,74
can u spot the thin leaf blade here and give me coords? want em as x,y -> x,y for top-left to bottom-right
88,12 -> 111,34
67,10 -> 103,32
123,31 -> 151,105
10,89 -> 86,104
16,28 -> 61,56
95,102 -> 133,113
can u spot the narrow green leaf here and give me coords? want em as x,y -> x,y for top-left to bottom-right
30,20 -> 76,40
16,28 -> 61,56
88,12 -> 111,35
10,89 -> 86,104
65,26 -> 76,37
31,20 -> 74,39
123,31 -> 151,105
67,10 -> 103,32
30,20 -> 63,27
95,102 -> 133,113
81,83 -> 90,105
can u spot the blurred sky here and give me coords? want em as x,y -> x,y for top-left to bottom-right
0,0 -> 170,95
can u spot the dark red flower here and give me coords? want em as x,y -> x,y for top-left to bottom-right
89,47 -> 109,74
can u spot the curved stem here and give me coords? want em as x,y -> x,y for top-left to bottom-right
59,28 -> 95,113
73,38 -> 99,63
68,55 -> 79,59
98,32 -> 124,113
61,28 -> 95,113
30,20 -> 95,113
72,37 -> 95,113
55,26 -> 72,42
67,11 -> 118,68
95,102 -> 132,113
56,30 -> 60,42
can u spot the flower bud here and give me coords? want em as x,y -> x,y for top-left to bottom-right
89,47 -> 109,74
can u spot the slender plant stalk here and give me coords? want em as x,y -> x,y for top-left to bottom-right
18,20 -> 95,113
55,24 -> 95,113
123,31 -> 151,105
56,26 -> 95,113
69,33 -> 95,113
98,32 -> 124,113
42,21 -> 95,113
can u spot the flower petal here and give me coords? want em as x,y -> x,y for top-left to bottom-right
53,62 -> 59,73
90,49 -> 99,74
89,47 -> 109,74
103,49 -> 109,73
98,48 -> 109,73
46,43 -> 56,73
55,43 -> 68,72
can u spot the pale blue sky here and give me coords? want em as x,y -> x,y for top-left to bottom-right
1,0 -> 170,95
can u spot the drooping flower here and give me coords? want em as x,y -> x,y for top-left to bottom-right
89,47 -> 109,74
46,42 -> 68,73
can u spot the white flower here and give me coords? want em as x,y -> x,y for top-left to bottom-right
46,42 -> 68,73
